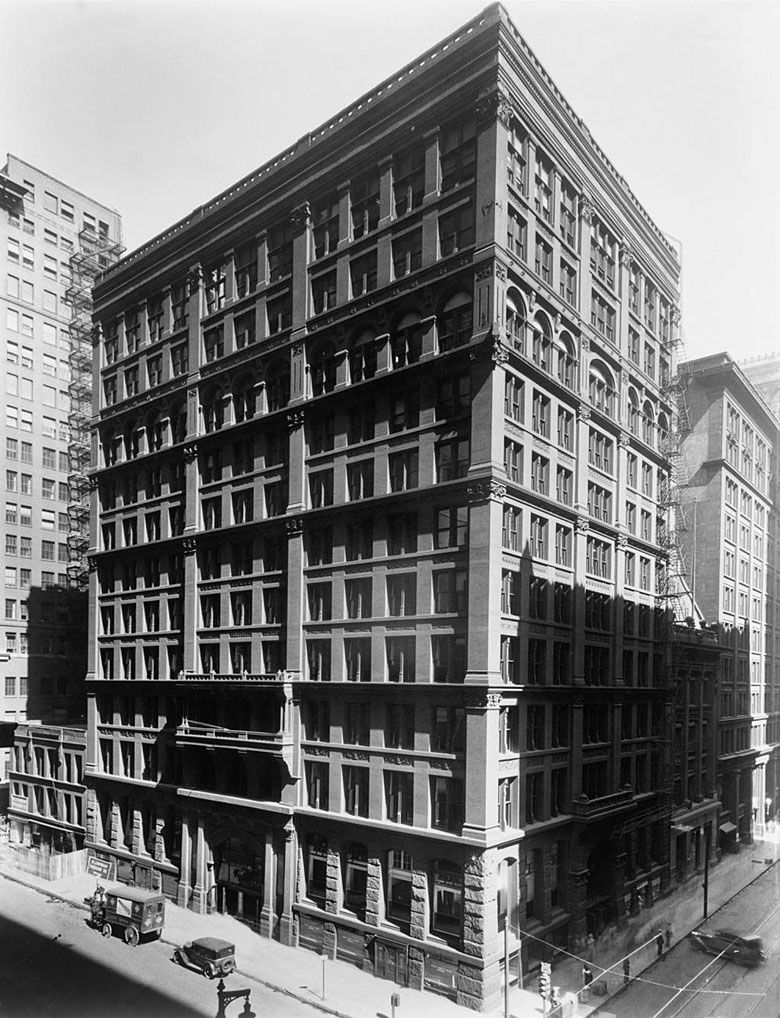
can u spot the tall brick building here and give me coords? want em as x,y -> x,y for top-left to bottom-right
86,5 -> 679,1007
679,354 -> 779,845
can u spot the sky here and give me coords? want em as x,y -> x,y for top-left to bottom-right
1,0 -> 778,365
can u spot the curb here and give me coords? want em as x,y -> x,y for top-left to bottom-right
0,867 -> 359,1018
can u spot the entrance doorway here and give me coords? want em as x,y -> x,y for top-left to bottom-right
215,837 -> 264,929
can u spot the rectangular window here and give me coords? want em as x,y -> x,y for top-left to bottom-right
439,204 -> 475,256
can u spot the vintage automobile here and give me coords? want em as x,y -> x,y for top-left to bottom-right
689,928 -> 766,967
89,885 -> 166,946
173,937 -> 237,979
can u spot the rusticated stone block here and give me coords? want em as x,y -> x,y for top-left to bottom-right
408,946 -> 424,990
322,922 -> 337,959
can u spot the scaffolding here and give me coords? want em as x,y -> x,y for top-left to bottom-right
64,227 -> 123,588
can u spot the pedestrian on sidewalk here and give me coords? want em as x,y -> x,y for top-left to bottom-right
582,963 -> 593,986
623,958 -> 631,984
656,933 -> 665,959
665,926 -> 672,950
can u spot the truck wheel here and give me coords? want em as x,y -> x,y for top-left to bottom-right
173,949 -> 182,965
124,925 -> 140,947
204,962 -> 217,979
101,923 -> 112,938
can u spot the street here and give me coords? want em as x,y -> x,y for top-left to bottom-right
0,875 -> 320,1018
595,861 -> 780,1018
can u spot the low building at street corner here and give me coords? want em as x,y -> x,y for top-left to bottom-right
6,722 -> 86,872
86,4 -> 683,1009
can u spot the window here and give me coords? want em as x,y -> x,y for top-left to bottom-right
530,515 -> 548,558
313,195 -> 339,259
307,640 -> 331,681
438,294 -> 472,351
586,537 -> 611,578
559,181 -> 577,245
387,574 -> 416,617
591,292 -> 615,342
555,525 -> 572,566
311,271 -> 336,314
306,764 -> 329,811
392,230 -> 422,278
345,578 -> 371,620
440,118 -> 476,192
532,391 -> 550,437
560,260 -> 577,306
534,151 -> 553,222
587,483 -> 612,523
434,569 -> 468,614
431,780 -> 464,833
386,772 -> 414,825
309,470 -> 333,508
588,429 -> 614,473
344,766 -> 369,817
530,454 -> 549,495
393,146 -> 425,216
529,577 -> 548,620
504,374 -> 524,421
435,433 -> 469,481
391,320 -> 423,370
350,251 -> 377,297
350,173 -> 380,239
507,207 -> 527,259
387,513 -> 417,556
535,236 -> 552,283
347,460 -> 374,501
556,466 -> 573,506
504,439 -> 522,482
435,506 -> 468,549
502,505 -> 521,551
387,637 -> 415,683
590,220 -> 615,288
439,204 -> 475,256
388,450 -> 419,492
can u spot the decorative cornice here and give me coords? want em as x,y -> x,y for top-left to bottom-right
576,516 -> 590,534
490,337 -> 510,365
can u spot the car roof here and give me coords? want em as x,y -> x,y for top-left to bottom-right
192,937 -> 235,952
106,885 -> 166,904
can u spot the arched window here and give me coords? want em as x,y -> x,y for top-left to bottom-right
431,859 -> 463,940
392,312 -> 423,369
627,388 -> 640,435
266,361 -> 290,412
643,401 -> 655,446
233,376 -> 256,424
555,332 -> 576,389
505,289 -> 526,352
348,328 -> 377,383
588,362 -> 615,415
202,388 -> 224,433
310,342 -> 337,396
344,842 -> 368,918
532,313 -> 552,372
439,292 -> 472,352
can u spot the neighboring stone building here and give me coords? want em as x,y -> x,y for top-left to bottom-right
679,353 -> 779,848
86,5 -> 679,1009
0,156 -> 122,804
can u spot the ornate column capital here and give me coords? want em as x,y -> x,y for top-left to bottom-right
579,194 -> 595,225
467,478 -> 506,503
289,202 -> 311,230
474,87 -> 513,127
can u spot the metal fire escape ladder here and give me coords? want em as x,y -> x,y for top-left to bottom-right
64,227 -> 124,588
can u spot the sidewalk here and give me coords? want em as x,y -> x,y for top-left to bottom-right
0,837 -> 777,1018
508,835 -> 779,1017
0,849 -> 473,1018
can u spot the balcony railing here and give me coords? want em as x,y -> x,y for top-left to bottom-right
175,671 -> 288,684
175,721 -> 291,755
571,787 -> 633,818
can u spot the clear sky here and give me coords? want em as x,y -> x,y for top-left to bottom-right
1,0 -> 778,364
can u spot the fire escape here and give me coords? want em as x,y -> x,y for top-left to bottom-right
64,228 -> 123,588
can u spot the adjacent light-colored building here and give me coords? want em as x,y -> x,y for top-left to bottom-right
0,155 -> 122,803
679,353 -> 779,846
87,5 -> 679,1008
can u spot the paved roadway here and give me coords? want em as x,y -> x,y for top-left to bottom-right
0,875 -> 321,1018
595,861 -> 780,1018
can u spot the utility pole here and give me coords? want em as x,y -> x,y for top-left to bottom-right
702,821 -> 711,919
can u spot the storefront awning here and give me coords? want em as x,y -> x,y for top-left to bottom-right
719,822 -> 737,835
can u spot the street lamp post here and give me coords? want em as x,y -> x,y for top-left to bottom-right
215,979 -> 255,1018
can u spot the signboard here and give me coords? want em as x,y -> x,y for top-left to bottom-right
86,852 -> 115,881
